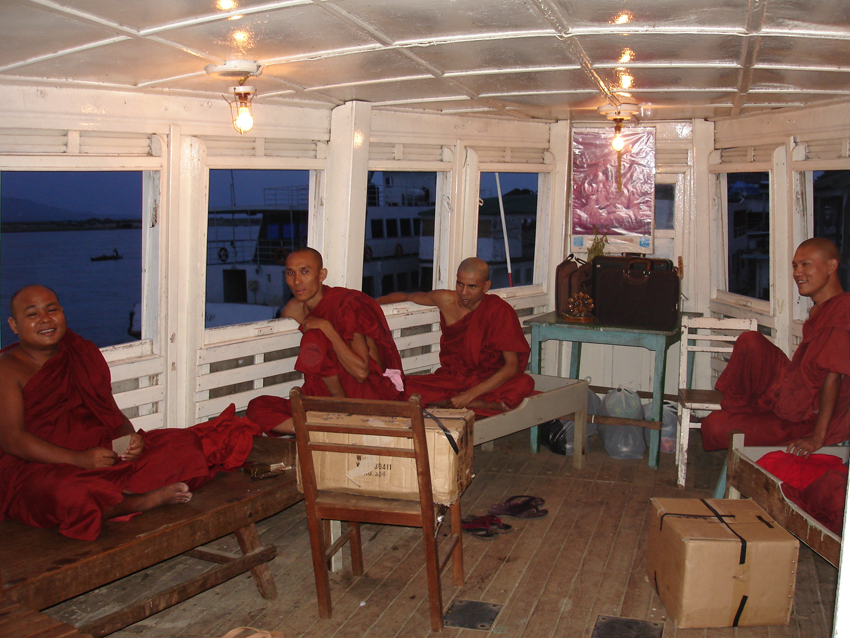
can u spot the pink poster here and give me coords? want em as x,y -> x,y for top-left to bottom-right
570,127 -> 656,252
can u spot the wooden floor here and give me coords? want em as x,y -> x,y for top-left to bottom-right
47,432 -> 838,638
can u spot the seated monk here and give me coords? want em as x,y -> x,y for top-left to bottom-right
702,238 -> 850,457
0,285 -> 263,541
246,248 -> 405,434
377,257 -> 534,417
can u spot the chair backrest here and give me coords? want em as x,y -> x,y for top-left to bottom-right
679,315 -> 759,390
290,388 -> 436,516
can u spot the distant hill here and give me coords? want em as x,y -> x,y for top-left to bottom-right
0,196 -> 128,222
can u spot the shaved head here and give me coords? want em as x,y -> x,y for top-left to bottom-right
457,257 -> 490,283
797,238 -> 840,263
10,285 -> 58,320
286,246 -> 323,270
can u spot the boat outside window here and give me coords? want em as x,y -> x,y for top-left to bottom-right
206,169 -> 309,329
0,171 -> 143,349
477,172 -> 539,289
363,171 -> 437,296
725,171 -> 771,302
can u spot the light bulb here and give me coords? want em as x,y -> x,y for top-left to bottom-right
612,134 -> 625,151
234,104 -> 254,134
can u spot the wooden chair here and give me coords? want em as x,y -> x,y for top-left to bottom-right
290,388 -> 464,632
676,315 -> 759,489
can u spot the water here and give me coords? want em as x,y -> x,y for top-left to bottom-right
1,229 -> 142,348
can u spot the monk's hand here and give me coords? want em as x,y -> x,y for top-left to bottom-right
786,433 -> 824,458
77,447 -> 118,469
120,433 -> 145,462
449,391 -> 476,409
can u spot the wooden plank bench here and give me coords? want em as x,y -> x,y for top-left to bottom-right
0,594 -> 94,638
0,440 -> 303,637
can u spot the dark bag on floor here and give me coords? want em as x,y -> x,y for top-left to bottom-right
555,254 -> 593,316
592,256 -> 680,331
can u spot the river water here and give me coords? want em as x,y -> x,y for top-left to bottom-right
1,229 -> 141,348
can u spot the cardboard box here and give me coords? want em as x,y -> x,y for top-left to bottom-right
297,408 -> 473,506
646,498 -> 798,629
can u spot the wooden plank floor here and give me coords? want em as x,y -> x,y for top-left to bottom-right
46,432 -> 838,638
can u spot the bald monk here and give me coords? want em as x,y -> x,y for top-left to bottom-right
377,257 -> 534,417
702,238 -> 850,457
0,285 -> 261,540
246,248 -> 405,434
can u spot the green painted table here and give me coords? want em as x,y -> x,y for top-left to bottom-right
525,311 -> 682,469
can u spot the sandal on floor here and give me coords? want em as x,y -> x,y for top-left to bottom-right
489,495 -> 545,515
462,518 -> 498,540
489,496 -> 548,519
462,514 -> 513,534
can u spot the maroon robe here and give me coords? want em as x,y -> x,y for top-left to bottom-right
405,294 -> 534,417
247,286 -> 405,430
0,330 -> 261,541
702,293 -> 850,450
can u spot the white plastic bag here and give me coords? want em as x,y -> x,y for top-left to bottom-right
598,387 -> 646,460
642,400 -> 678,453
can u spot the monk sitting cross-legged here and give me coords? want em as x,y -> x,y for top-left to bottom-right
246,247 -> 405,435
0,285 -> 264,541
702,238 -> 850,457
377,257 -> 534,417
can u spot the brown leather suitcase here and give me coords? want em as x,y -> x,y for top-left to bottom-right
555,254 -> 592,316
592,257 -> 680,330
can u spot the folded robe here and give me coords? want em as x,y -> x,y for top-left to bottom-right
247,286 -> 405,431
405,293 -> 535,417
702,292 -> 850,450
0,329 -> 262,540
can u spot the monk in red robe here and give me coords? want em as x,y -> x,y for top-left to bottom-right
246,248 -> 405,434
377,257 -> 534,417
702,238 -> 850,457
0,285 -> 262,540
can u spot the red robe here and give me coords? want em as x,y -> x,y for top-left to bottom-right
0,330 -> 261,541
246,286 -> 405,430
702,292 -> 850,450
405,294 -> 535,417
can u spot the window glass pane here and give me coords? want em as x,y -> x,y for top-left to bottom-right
364,171 -> 437,296
655,183 -> 675,230
726,172 -> 770,301
812,170 -> 850,291
1,171 -> 143,348
477,172 -> 538,288
207,170 -> 309,327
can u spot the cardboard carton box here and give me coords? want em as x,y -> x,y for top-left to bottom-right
297,408 -> 473,505
646,498 -> 798,628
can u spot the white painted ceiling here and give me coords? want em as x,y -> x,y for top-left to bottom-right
2,0 -> 849,122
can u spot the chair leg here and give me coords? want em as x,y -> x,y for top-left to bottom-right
450,501 -> 464,587
349,522 -> 364,577
677,407 -> 691,489
306,515 -> 333,618
421,523 -> 444,631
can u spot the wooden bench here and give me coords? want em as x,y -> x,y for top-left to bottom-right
0,440 -> 303,637
0,594 -> 94,638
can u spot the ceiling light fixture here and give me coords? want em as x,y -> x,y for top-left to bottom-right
205,61 -> 262,134
598,102 -> 640,189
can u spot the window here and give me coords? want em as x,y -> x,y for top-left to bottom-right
1,171 -> 143,348
725,172 -> 770,301
363,171 -> 437,297
477,172 -> 538,289
207,170 -> 309,328
655,183 -> 675,231
812,170 -> 850,291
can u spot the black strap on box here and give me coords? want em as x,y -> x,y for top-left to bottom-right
422,408 -> 459,455
658,499 -> 752,565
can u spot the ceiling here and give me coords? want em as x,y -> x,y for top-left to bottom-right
2,0 -> 850,123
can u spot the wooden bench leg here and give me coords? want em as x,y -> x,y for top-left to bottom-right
234,523 -> 278,599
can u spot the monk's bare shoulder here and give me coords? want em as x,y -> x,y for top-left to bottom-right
281,298 -> 308,323
0,349 -> 34,389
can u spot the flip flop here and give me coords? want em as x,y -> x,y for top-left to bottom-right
462,514 -> 513,533
461,518 -> 498,540
489,495 -> 545,515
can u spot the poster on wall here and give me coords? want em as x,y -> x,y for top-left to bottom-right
570,126 -> 656,254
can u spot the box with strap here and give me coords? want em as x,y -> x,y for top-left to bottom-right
646,497 -> 798,628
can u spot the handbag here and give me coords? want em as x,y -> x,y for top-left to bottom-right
555,254 -> 593,316
218,628 -> 284,638
593,257 -> 680,330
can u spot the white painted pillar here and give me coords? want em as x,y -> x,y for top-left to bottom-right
691,119 -> 715,316
548,120 -> 571,377
324,101 -> 371,288
456,146 -> 480,272
163,130 -> 208,428
771,143 -> 792,353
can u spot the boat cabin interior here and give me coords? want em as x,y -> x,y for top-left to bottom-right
1,0 -> 849,635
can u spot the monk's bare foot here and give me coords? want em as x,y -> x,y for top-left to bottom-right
466,399 -> 510,411
105,483 -> 192,519
270,418 -> 295,435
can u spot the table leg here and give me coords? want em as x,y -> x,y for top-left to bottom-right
648,343 -> 666,469
529,326 -> 542,453
569,341 -> 582,379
